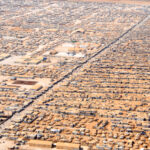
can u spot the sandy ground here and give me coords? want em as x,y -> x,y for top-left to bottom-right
0,76 -> 9,82
0,138 -> 15,150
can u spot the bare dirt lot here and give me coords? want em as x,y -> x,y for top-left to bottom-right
13,80 -> 37,85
